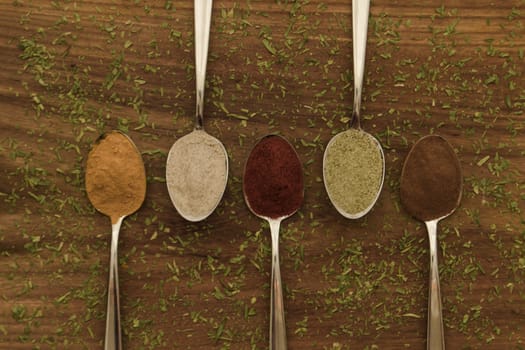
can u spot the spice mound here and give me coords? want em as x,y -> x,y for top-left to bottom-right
166,130 -> 228,222
243,134 -> 304,219
400,135 -> 462,222
323,129 -> 383,216
85,131 -> 146,224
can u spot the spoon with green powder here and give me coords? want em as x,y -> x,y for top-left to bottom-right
400,135 -> 462,350
323,0 -> 385,219
85,131 -> 147,350
166,0 -> 228,222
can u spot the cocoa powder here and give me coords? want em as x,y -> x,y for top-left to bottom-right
400,135 -> 462,221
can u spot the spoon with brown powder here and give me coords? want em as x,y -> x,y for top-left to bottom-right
85,131 -> 146,350
400,135 -> 462,350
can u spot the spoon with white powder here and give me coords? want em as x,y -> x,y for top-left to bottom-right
166,0 -> 228,222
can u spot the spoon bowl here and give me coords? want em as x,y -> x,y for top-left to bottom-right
400,135 -> 462,222
166,129 -> 228,222
243,134 -> 304,350
85,130 -> 146,350
166,0 -> 228,222
323,128 -> 384,219
400,134 -> 462,350
323,0 -> 385,219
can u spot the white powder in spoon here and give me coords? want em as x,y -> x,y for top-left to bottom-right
166,129 -> 228,222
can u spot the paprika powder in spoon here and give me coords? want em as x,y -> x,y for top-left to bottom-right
243,134 -> 304,350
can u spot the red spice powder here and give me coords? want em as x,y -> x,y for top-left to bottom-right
243,135 -> 304,219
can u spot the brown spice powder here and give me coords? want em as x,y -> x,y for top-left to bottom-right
400,135 -> 462,222
85,131 -> 146,224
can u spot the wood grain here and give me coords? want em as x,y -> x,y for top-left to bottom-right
1,0 -> 524,349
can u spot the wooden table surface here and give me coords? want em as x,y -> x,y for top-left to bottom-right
1,0 -> 524,349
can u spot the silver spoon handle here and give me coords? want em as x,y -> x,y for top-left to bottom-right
105,217 -> 124,350
426,219 -> 445,350
351,0 -> 370,129
194,0 -> 213,130
269,219 -> 287,350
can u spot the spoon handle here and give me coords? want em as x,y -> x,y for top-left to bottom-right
105,217 -> 124,350
194,0 -> 213,130
426,219 -> 446,350
269,219 -> 287,350
350,0 -> 370,129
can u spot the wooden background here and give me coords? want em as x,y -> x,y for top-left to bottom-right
1,0 -> 524,349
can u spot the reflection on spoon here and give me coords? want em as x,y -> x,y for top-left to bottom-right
323,0 -> 384,219
243,135 -> 304,350
400,135 -> 462,350
166,0 -> 228,222
85,131 -> 146,350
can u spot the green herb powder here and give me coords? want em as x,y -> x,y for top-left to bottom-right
323,129 -> 383,215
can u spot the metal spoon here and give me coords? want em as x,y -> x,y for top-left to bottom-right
242,135 -> 304,350
85,131 -> 146,350
323,0 -> 385,219
166,0 -> 228,222
399,135 -> 463,350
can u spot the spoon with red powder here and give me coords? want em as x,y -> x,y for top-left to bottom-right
243,134 -> 304,350
400,135 -> 462,350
